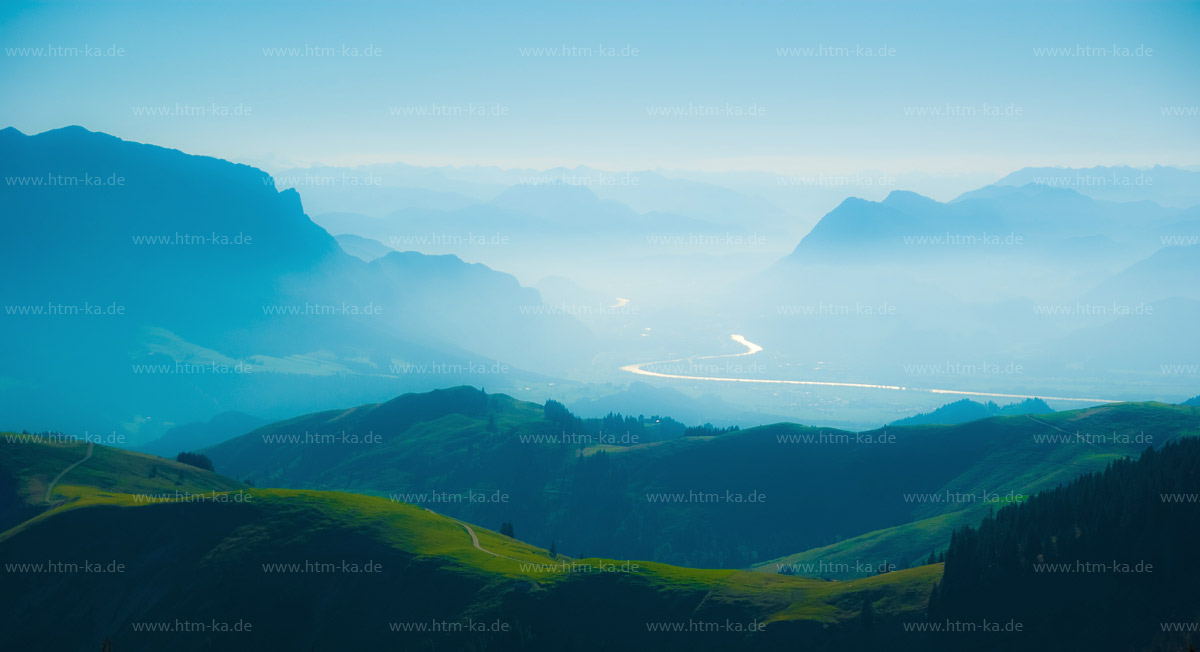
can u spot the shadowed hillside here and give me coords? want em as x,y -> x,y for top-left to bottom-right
0,436 -> 937,651
205,387 -> 1200,573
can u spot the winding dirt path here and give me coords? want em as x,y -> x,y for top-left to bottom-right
45,442 -> 93,504
425,508 -> 524,562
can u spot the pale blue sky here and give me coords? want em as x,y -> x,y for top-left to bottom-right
2,0 -> 1197,177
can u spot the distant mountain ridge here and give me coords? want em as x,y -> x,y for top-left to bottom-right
316,180 -> 736,247
741,179 -> 1199,403
996,165 -> 1200,207
785,184 -> 1181,263
334,233 -> 393,261
568,381 -> 793,428
274,160 -> 794,232
137,411 -> 268,457
889,398 -> 1054,427
1083,243 -> 1200,305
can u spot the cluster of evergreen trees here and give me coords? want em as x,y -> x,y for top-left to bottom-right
681,423 -> 740,438
543,400 -> 692,444
175,451 -> 214,472
930,438 -> 1200,650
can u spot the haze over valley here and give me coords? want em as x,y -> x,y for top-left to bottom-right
2,2 -> 1198,650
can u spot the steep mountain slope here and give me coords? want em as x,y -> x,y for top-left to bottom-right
0,127 -> 592,441
934,436 -> 1200,651
333,233 -> 394,261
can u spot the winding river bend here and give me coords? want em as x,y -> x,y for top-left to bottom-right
620,334 -> 1117,404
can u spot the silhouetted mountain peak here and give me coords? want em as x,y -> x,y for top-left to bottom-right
881,189 -> 940,210
953,182 -> 1086,204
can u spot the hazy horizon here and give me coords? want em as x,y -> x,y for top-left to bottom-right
4,1 -> 1198,174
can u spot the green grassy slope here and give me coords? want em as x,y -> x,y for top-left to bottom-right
205,388 -> 1200,573
757,402 -> 1200,575
0,434 -> 245,532
0,438 -> 938,651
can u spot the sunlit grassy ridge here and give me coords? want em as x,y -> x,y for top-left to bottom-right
0,436 -> 245,499
0,435 -> 246,533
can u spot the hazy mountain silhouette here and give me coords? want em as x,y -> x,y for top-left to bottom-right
737,183 -> 1199,402
785,185 -> 1179,263
1083,243 -> 1200,305
138,411 -> 267,457
333,233 -> 393,261
889,398 -> 1053,427
568,382 -> 792,428
0,126 -> 593,441
282,161 -> 792,232
997,165 -> 1200,207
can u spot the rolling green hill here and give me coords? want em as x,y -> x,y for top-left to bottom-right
758,402 -> 1199,576
0,436 -> 938,651
5,399 -> 1195,649
0,432 -> 246,532
204,387 -> 1200,574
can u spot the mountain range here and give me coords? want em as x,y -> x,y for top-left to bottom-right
0,127 -> 594,442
